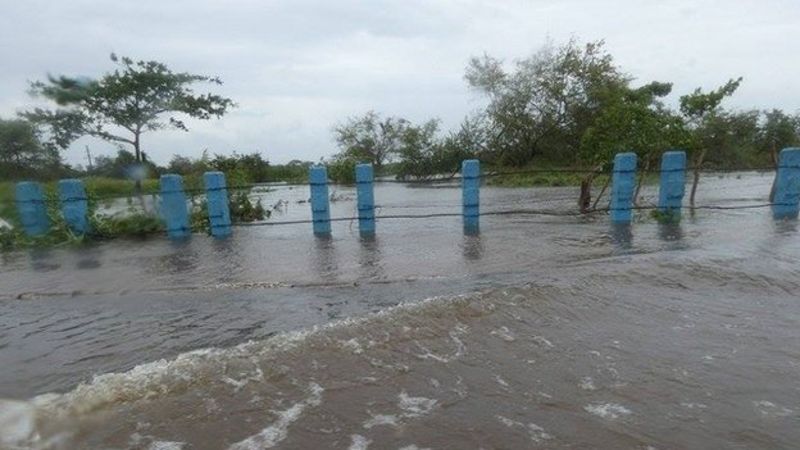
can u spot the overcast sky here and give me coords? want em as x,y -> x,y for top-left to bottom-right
1,0 -> 798,167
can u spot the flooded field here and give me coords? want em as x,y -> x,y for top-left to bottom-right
1,172 -> 799,449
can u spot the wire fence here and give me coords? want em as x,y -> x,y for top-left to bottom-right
83,165 -> 779,202
11,164 -> 778,238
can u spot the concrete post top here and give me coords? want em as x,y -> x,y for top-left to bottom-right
356,163 -> 374,182
309,166 -> 328,184
613,152 -> 637,172
462,159 -> 480,178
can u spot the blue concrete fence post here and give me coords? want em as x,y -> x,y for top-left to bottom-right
658,151 -> 687,221
204,171 -> 232,238
462,159 -> 480,233
356,163 -> 375,236
58,179 -> 89,235
160,174 -> 190,239
772,147 -> 800,220
15,181 -> 49,236
309,166 -> 331,235
610,152 -> 637,224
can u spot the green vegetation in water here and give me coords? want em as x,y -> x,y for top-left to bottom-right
485,171 -> 607,188
650,208 -> 682,224
0,183 -> 268,252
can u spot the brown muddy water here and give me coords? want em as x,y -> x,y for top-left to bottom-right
1,172 -> 799,449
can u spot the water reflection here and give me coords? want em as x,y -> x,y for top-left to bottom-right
609,223 -> 633,252
76,254 -> 101,270
312,235 -> 339,282
462,233 -> 484,261
29,249 -> 60,272
154,240 -> 201,275
358,235 -> 385,280
210,237 -> 243,283
772,219 -> 798,235
658,223 -> 684,241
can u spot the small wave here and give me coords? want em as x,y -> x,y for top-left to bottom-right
584,403 -> 632,420
348,434 -> 372,450
227,383 -> 323,450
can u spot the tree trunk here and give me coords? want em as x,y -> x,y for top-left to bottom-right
133,133 -> 142,194
591,175 -> 611,211
633,158 -> 651,206
689,148 -> 707,213
579,164 -> 604,213
769,143 -> 778,203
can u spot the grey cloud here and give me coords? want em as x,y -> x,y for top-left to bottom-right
1,0 -> 799,166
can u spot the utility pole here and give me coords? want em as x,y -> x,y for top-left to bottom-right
85,146 -> 94,173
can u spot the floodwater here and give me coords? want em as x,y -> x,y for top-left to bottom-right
1,172 -> 799,449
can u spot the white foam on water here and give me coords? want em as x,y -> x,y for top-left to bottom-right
490,326 -> 516,342
0,400 -> 36,447
532,336 -> 554,348
340,338 -> 364,354
221,366 -> 265,392
148,441 -> 186,450
414,324 -> 468,363
494,375 -> 510,388
363,391 -> 439,430
579,376 -> 596,391
753,400 -> 794,418
27,293 -> 472,420
227,383 -> 323,450
348,434 -> 372,450
363,414 -> 399,429
680,402 -> 707,410
398,392 -> 437,417
397,446 -> 431,450
584,403 -> 632,420
496,415 -> 552,443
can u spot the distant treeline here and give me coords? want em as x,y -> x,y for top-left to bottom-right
2,39 -> 799,187
328,39 -> 800,183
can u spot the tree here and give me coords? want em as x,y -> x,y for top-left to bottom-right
581,82 -> 689,208
393,119 -> 443,179
465,39 -> 628,166
757,109 -> 800,167
679,77 -> 743,206
0,118 -> 61,179
23,54 -> 235,189
332,111 -> 409,171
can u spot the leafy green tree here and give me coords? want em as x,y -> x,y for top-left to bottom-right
332,111 -> 409,171
757,109 -> 800,166
0,118 -> 61,179
465,39 -> 628,166
582,82 -> 687,166
679,77 -> 742,206
23,54 -> 235,188
581,82 -> 689,207
393,119 -> 443,179
92,149 -> 159,178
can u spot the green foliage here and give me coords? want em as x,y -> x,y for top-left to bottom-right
465,39 -> 628,166
650,209 -> 681,224
333,111 -> 410,171
679,78 -> 743,122
757,109 -> 800,165
190,191 -> 268,234
0,117 -> 64,180
90,149 -> 161,179
83,177 -> 159,197
92,213 -> 164,238
327,157 -> 358,184
164,151 -> 306,185
581,82 -> 690,168
229,192 -> 267,223
23,53 -> 235,164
